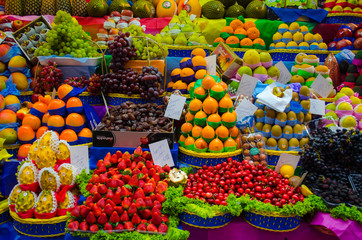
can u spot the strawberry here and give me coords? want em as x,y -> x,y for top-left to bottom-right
120,186 -> 131,198
151,214 -> 162,226
150,194 -> 157,202
137,223 -> 147,231
143,151 -> 152,160
106,179 -> 116,188
92,192 -> 102,203
129,175 -> 139,187
153,173 -> 161,182
135,198 -> 146,209
134,146 -> 143,156
97,159 -> 105,168
134,188 -> 145,199
161,215 -> 169,224
104,157 -> 111,168
96,198 -> 106,209
148,168 -> 156,177
162,165 -> 171,173
98,184 -> 107,195
122,197 -> 131,210
104,222 -> 113,232
89,185 -> 98,195
139,180 -> 145,188
80,206 -> 90,218
115,223 -> 124,231
156,182 -> 168,194
147,223 -> 158,232
144,183 -> 155,195
97,213 -> 108,225
132,168 -> 141,176
113,192 -> 122,205
85,196 -> 93,207
124,222 -> 134,230
136,161 -> 145,169
68,220 -> 79,231
141,167 -> 149,175
106,199 -> 116,208
123,152 -> 131,160
115,179 -> 125,187
122,175 -> 131,184
110,154 -> 118,164
130,161 -> 137,170
128,203 -> 137,215
86,183 -> 93,191
99,174 -> 108,183
120,210 -> 129,222
134,156 -> 143,163
104,203 -> 114,216
79,221 -> 89,231
71,205 -> 80,218
98,164 -> 107,173
114,206 -> 124,215
141,219 -> 148,224
140,209 -> 151,219
131,213 -> 141,225
153,200 -> 162,210
144,197 -> 153,208
105,189 -> 115,199
158,223 -> 168,233
155,193 -> 166,203
117,160 -> 127,170
86,212 -> 96,224
152,207 -> 161,216
89,224 -> 99,233
110,211 -> 120,223
91,174 -> 100,183
116,151 -> 123,159
92,204 -> 102,217
145,160 -> 153,169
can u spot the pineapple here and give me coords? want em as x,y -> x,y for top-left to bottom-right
5,0 -> 24,15
56,0 -> 72,13
71,0 -> 88,16
24,0 -> 41,15
41,0 -> 56,15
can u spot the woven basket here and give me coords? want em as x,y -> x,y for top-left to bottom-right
180,210 -> 234,229
244,211 -> 301,232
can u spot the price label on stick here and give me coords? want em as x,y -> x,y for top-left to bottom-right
309,99 -> 326,116
311,74 -> 334,98
70,145 -> 89,174
235,98 -> 257,121
236,75 -> 258,97
275,153 -> 300,173
205,55 -> 217,76
275,61 -> 292,85
149,139 -> 174,167
164,94 -> 186,120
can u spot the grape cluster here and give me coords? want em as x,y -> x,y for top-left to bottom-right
138,66 -> 164,101
101,69 -> 138,95
64,76 -> 88,88
301,128 -> 362,207
108,33 -> 137,73
87,73 -> 102,95
30,61 -> 63,94
35,11 -> 100,58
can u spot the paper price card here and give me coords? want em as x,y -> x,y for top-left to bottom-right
275,153 -> 300,173
205,55 -> 217,76
236,74 -> 258,97
70,145 -> 89,174
149,139 -> 174,167
235,98 -> 258,121
309,99 -> 326,116
164,94 -> 187,120
311,74 -> 334,98
275,61 -> 292,85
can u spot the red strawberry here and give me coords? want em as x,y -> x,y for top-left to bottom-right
136,161 -> 145,169
122,197 -> 131,210
106,179 -> 115,188
134,188 -> 145,199
130,161 -> 137,170
114,206 -> 124,215
153,200 -> 162,210
113,192 -> 122,205
92,204 -> 102,217
140,209 -> 151,219
92,192 -> 102,203
120,186 -> 131,197
105,189 -> 115,199
141,219 -> 148,224
98,184 -> 107,195
104,222 -> 113,232
91,174 -> 100,183
89,224 -> 99,233
97,213 -> 108,225
155,193 -> 166,203
106,199 -> 116,208
115,223 -> 124,231
98,164 -> 107,173
85,196 -> 93,207
80,206 -> 90,218
116,150 -> 123,158
123,151 -> 131,160
89,185 -> 98,195
122,175 -> 131,184
110,154 -> 118,164
131,213 -> 141,225
86,212 -> 96,224
152,207 -> 161,216
141,167 -> 149,175
86,183 -> 93,191
97,159 -> 105,168
143,151 -> 152,160
148,168 -> 156,177
161,215 -> 169,224
100,174 -> 108,183
144,197 -> 153,208
96,198 -> 106,209
162,165 -> 171,172
124,222 -> 134,230
147,223 -> 158,232
128,203 -> 137,215
139,180 -> 145,188
156,182 -> 168,194
104,157 -> 111,168
129,175 -> 139,187
132,169 -> 141,176
144,183 -> 155,195
158,223 -> 168,233
151,214 -> 162,226
145,160 -> 153,169
104,203 -> 114,216
153,173 -> 161,182
120,210 -> 129,222
115,179 -> 124,187
150,194 -> 157,202
135,198 -> 146,209
134,146 -> 143,156
71,206 -> 80,218
110,211 -> 120,223
68,220 -> 79,231
117,160 -> 127,170
79,221 -> 89,231
137,223 -> 147,231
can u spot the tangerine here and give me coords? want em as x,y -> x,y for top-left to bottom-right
181,122 -> 193,135
216,125 -> 229,139
191,125 -> 203,139
17,125 -> 35,142
189,98 -> 202,114
195,138 -> 208,150
185,111 -> 194,123
60,129 -> 78,145
18,143 -> 31,159
203,96 -> 218,114
201,125 -> 215,142
22,114 -> 41,130
202,75 -> 216,90
36,126 -> 48,139
209,138 -> 223,151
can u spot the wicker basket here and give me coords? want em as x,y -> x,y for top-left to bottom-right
180,210 -> 234,229
244,211 -> 301,232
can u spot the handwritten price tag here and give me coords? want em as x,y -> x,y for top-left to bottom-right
275,61 -> 292,85
205,55 -> 217,76
164,94 -> 186,120
149,139 -> 174,167
275,153 -> 300,173
311,74 -> 334,98
236,75 -> 258,97
235,98 -> 258,122
310,99 -> 326,116
70,145 -> 89,174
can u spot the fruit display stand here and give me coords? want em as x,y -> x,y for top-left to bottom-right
179,210 -> 234,229
265,149 -> 299,166
323,13 -> 362,24
166,45 -> 213,58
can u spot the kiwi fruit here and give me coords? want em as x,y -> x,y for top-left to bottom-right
304,112 -> 311,122
300,100 -> 310,110
292,92 -> 300,102
297,112 -> 304,123
266,138 -> 277,147
278,138 -> 289,151
271,125 -> 282,137
290,75 -> 305,84
276,112 -> 287,122
288,111 -> 297,121
289,138 -> 299,148
293,124 -> 303,135
265,109 -> 276,118
255,109 -> 265,118
262,124 -> 272,133
299,86 -> 310,97
255,122 -> 264,131
299,137 -> 309,148
283,125 -> 293,135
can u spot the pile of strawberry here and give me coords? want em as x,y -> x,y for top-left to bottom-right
67,146 -> 171,233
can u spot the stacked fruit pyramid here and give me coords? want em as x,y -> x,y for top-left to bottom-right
168,48 -> 208,93
322,87 -> 362,129
324,0 -> 362,13
269,22 -> 327,51
8,130 -> 79,219
339,51 -> 362,95
67,147 -> 171,233
214,19 -> 266,50
178,75 -> 242,153
254,86 -> 313,151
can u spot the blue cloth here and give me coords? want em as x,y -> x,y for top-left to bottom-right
0,77 -> 20,97
60,86 -> 86,102
268,7 -> 328,23
0,220 -> 17,240
335,49 -> 355,65
0,160 -> 19,197
0,45 -> 21,63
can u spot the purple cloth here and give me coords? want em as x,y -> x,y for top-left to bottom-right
310,212 -> 362,240
183,217 -> 339,240
92,105 -> 110,121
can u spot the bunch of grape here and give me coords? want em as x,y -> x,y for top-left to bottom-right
34,11 -> 101,58
101,68 -> 138,95
63,76 -> 88,88
301,128 -> 362,207
108,33 -> 137,73
30,61 -> 63,94
87,73 -> 102,95
138,66 -> 164,101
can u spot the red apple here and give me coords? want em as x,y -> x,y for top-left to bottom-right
110,11 -> 121,17
31,94 -> 42,103
353,37 -> 362,49
336,28 -> 354,39
355,29 -> 362,38
328,41 -> 337,48
0,44 -> 11,57
336,39 -> 352,49
12,20 -> 23,30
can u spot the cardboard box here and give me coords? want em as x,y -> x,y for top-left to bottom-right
212,42 -> 243,82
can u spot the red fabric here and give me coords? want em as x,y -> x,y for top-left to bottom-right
140,17 -> 171,35
17,156 -> 27,162
57,208 -> 72,216
19,182 -> 39,192
313,23 -> 342,44
34,210 -> 57,219
56,185 -> 69,203
17,208 -> 34,219
54,158 -> 71,171
9,204 -> 15,212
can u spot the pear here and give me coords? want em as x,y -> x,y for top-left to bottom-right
169,15 -> 181,28
199,36 -> 208,46
154,34 -> 163,43
169,24 -> 181,40
162,33 -> 174,45
182,24 -> 194,39
160,25 -> 169,36
174,33 -> 188,46
188,33 -> 201,45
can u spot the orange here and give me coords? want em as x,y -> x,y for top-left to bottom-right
187,82 -> 195,92
177,0 -> 201,17
179,134 -> 186,144
219,81 -> 228,91
246,27 -> 260,40
240,38 -> 253,46
244,21 -> 256,30
184,136 -> 195,147
18,144 -> 31,158
65,113 -> 84,127
209,138 -> 223,151
191,125 -> 203,139
203,96 -> 218,114
194,86 -> 206,100
191,48 -> 206,58
224,137 -> 237,147
185,111 -> 194,123
156,0 -> 177,17
22,114 -> 41,130
195,138 -> 208,150
189,98 -> 202,114
0,109 -> 17,124
226,36 -> 239,45
219,95 -> 233,109
78,127 -> 92,144
195,69 -> 209,80
230,19 -> 243,30
216,125 -> 229,139
36,126 -> 48,139
167,82 -> 174,88
38,95 -> 51,105
60,129 -> 78,144
57,84 -> 73,100
234,28 -> 247,35
221,26 -> 234,34
229,126 -> 240,138
222,111 -> 236,127
207,113 -> 221,123
42,112 -> 50,125
202,75 -> 216,90
66,97 -> 83,114
201,125 -> 215,140
181,122 -> 193,135
173,80 -> 188,90
47,99 -> 66,115
47,115 -> 65,132
17,125 -> 35,142
31,102 -> 48,117
10,72 -> 28,90
211,83 -> 224,93
253,38 -> 265,46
